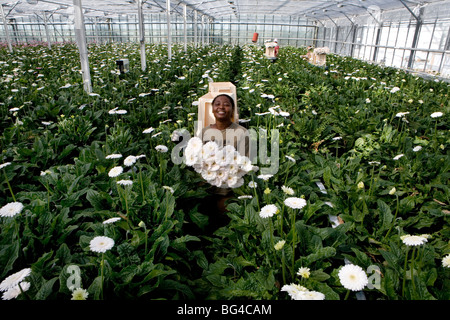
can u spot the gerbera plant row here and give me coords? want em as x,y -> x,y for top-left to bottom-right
0,41 -> 448,300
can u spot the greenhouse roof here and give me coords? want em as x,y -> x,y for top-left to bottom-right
1,0 -> 449,22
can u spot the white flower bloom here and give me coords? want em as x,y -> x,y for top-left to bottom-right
274,240 -> 286,251
284,197 -> 307,210
257,174 -> 273,181
89,236 -> 115,253
248,181 -> 258,188
103,217 -> 121,224
442,254 -> 450,268
106,153 -> 122,159
117,179 -> 133,186
71,288 -> 89,300
413,145 -> 422,152
430,112 -> 443,118
281,185 -> 295,195
0,162 -> 11,170
293,290 -> 325,300
108,166 -> 123,177
163,186 -> 175,194
395,112 -> 410,117
238,195 -> 253,200
400,234 -> 428,246
259,204 -> 278,218
0,202 -> 24,218
155,145 -> 168,153
390,86 -> 400,93
281,283 -> 309,299
389,187 -> 396,195
2,281 -> 30,300
393,154 -> 404,160
285,155 -> 296,163
123,155 -> 137,166
143,127 -> 154,134
297,267 -> 311,279
338,264 -> 368,291
0,268 -> 31,292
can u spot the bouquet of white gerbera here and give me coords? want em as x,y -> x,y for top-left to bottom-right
184,137 -> 253,188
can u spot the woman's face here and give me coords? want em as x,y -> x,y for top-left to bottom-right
212,95 -> 233,122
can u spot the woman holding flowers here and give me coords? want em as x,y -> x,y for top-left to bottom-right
200,94 -> 250,231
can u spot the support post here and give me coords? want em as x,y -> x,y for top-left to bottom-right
194,10 -> 198,47
400,0 -> 423,69
0,4 -> 13,53
43,11 -> 52,49
137,0 -> 146,71
73,0 -> 92,93
183,4 -> 187,52
166,0 -> 172,60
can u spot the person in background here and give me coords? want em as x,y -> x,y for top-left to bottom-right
274,39 -> 280,57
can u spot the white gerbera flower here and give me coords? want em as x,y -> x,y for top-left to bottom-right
297,267 -> 311,279
185,152 -> 200,166
71,288 -> 89,300
259,204 -> 278,218
257,174 -> 273,181
162,186 -> 175,194
103,217 -> 121,225
390,86 -> 400,93
0,202 -> 24,218
281,185 -> 295,195
442,254 -> 450,268
0,162 -> 11,169
202,141 -> 219,157
412,146 -> 422,152
281,283 -> 309,299
186,137 -> 203,155
248,181 -> 258,188
2,281 -> 30,300
274,240 -> 286,251
285,155 -> 296,163
338,264 -> 368,291
395,112 -> 410,117
0,268 -> 32,292
293,290 -> 325,300
400,234 -> 428,246
105,153 -> 122,159
89,236 -> 115,253
393,154 -> 404,160
155,145 -> 168,153
108,166 -> 123,177
117,179 -> 133,186
430,112 -> 443,118
284,197 -> 307,210
142,127 -> 154,134
123,155 -> 137,166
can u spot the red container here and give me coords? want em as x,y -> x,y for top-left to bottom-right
252,32 -> 259,43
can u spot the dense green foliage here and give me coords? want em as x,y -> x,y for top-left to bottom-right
0,42 -> 448,300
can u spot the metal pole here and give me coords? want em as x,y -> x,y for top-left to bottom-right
166,0 -> 172,60
0,5 -> 13,53
194,10 -> 198,47
43,11 -> 52,49
201,14 -> 204,46
183,4 -> 187,52
73,0 -> 92,93
137,0 -> 146,71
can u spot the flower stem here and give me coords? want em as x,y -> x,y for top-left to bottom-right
100,253 -> 105,300
383,195 -> 399,242
410,247 -> 417,298
3,169 -> 16,202
402,247 -> 409,298
344,289 -> 350,300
